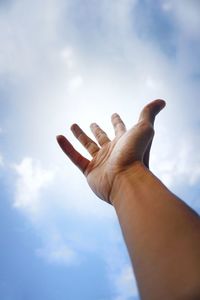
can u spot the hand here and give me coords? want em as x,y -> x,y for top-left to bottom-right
56,99 -> 166,204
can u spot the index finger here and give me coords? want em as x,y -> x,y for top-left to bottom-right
56,135 -> 90,174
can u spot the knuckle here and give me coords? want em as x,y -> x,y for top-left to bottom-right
138,120 -> 149,128
77,132 -> 84,140
141,106 -> 151,117
95,130 -> 102,139
85,140 -> 92,148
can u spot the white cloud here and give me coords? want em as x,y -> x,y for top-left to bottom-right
169,0 -> 200,38
153,130 -> 200,188
103,229 -> 139,300
13,157 -> 54,217
36,231 -> 78,265
114,265 -> 139,300
12,157 -> 80,266
37,244 -> 76,265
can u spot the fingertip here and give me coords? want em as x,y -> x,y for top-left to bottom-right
90,122 -> 98,128
56,135 -> 67,149
56,135 -> 64,142
70,123 -> 78,131
149,99 -> 166,117
154,99 -> 166,110
111,113 -> 119,119
159,99 -> 166,108
139,99 -> 166,124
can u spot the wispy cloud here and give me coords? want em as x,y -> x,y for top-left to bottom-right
36,230 -> 78,266
12,157 -> 80,266
114,265 -> 139,300
155,137 -> 200,188
102,228 -> 139,299
13,157 -> 54,218
37,244 -> 76,265
161,0 -> 200,38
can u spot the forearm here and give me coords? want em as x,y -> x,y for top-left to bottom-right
111,162 -> 200,300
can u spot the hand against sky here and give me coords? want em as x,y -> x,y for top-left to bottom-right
57,99 -> 166,203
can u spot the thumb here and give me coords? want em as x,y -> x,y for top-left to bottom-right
138,99 -> 166,126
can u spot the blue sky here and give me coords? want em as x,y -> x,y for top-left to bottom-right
0,0 -> 200,299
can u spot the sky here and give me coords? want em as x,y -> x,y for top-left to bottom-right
0,0 -> 200,299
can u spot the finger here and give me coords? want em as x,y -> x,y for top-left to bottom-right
141,100 -> 165,168
56,135 -> 89,174
90,123 -> 110,146
138,99 -> 166,126
71,124 -> 100,157
111,113 -> 126,137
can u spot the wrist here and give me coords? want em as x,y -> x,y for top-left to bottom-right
109,161 -> 149,208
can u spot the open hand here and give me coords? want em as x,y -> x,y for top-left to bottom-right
57,99 -> 165,204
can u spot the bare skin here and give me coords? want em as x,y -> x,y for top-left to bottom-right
57,99 -> 200,300
56,99 -> 165,203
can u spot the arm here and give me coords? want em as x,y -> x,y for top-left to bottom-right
111,163 -> 200,300
56,99 -> 200,300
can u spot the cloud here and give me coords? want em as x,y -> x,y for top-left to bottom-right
36,230 -> 78,266
114,265 -> 139,300
37,244 -> 76,265
103,229 -> 139,300
13,157 -> 54,218
159,0 -> 200,77
152,128 -> 200,188
12,156 -> 113,266
12,157 -> 81,266
161,0 -> 200,38
0,0 -> 63,76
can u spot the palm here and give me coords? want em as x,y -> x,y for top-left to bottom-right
57,100 -> 165,203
